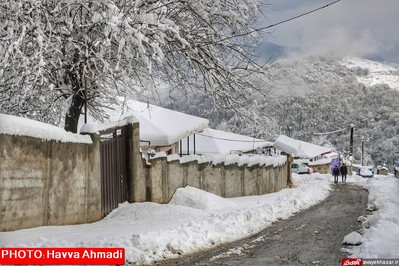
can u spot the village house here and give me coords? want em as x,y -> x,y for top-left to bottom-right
79,99 -> 209,156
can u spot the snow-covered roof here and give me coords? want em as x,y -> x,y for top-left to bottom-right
180,128 -> 273,154
273,135 -> 331,159
80,100 -> 209,146
0,113 -> 92,144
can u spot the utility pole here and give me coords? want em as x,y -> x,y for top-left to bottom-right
349,124 -> 355,159
361,137 -> 364,166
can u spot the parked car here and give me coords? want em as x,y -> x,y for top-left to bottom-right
291,162 -> 313,174
357,166 -> 374,178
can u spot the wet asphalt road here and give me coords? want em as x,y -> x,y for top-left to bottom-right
158,183 -> 369,266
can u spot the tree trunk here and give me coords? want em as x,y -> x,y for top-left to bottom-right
64,90 -> 85,133
63,60 -> 85,133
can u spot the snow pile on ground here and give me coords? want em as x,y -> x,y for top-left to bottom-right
349,175 -> 399,258
0,174 -> 331,265
342,231 -> 363,245
169,186 -> 237,211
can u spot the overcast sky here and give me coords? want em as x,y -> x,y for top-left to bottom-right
258,0 -> 399,63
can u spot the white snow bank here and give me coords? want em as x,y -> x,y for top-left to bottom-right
350,175 -> 399,258
0,113 -> 92,144
342,231 -> 363,245
169,186 -> 237,211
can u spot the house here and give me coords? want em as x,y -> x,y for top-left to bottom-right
273,135 -> 333,174
180,128 -> 273,155
79,99 -> 209,155
273,135 -> 332,159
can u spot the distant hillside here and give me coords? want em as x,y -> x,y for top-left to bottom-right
340,57 -> 399,90
165,56 -> 399,169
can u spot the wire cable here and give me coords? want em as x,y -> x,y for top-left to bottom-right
218,0 -> 341,41
195,133 -> 272,143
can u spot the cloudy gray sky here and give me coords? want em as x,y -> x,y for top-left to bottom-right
258,0 -> 399,63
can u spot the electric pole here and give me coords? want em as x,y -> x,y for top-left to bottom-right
349,124 -> 355,159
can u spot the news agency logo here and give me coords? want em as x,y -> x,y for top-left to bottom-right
342,258 -> 363,266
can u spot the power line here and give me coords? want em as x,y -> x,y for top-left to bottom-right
220,0 -> 341,41
257,0 -> 341,32
195,133 -> 271,143
313,128 -> 346,135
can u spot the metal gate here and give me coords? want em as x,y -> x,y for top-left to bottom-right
100,126 -> 128,218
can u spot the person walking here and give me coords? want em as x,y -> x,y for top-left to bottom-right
333,165 -> 340,184
340,163 -> 348,183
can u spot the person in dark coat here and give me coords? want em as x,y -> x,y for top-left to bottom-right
340,163 -> 348,183
333,165 -> 340,184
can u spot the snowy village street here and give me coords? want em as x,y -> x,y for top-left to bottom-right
159,183 -> 369,266
2,1 -> 399,266
1,173 -> 398,265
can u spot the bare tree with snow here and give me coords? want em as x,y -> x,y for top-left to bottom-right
0,0 -> 265,132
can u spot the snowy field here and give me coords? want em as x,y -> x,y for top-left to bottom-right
1,173 -> 398,265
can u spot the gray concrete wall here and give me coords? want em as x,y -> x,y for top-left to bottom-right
0,134 -> 101,232
144,156 -> 288,204
0,118 -> 288,231
310,162 -> 332,174
310,162 -> 353,176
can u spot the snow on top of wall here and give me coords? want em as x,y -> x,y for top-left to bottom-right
181,128 -> 273,154
80,116 -> 138,133
0,113 -> 92,144
274,135 -> 331,159
162,153 -> 286,167
79,99 -> 209,146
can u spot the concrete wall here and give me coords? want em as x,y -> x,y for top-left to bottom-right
310,162 -> 353,175
310,162 -> 331,174
128,123 -> 147,203
0,134 -> 101,231
1,119 -> 287,231
377,169 -> 388,175
143,157 -> 288,204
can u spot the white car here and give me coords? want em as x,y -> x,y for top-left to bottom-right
291,162 -> 313,174
358,166 -> 374,178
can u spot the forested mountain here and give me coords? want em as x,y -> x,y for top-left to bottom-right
163,56 -> 399,169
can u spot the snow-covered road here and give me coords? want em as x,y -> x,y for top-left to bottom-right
1,173 -> 398,265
